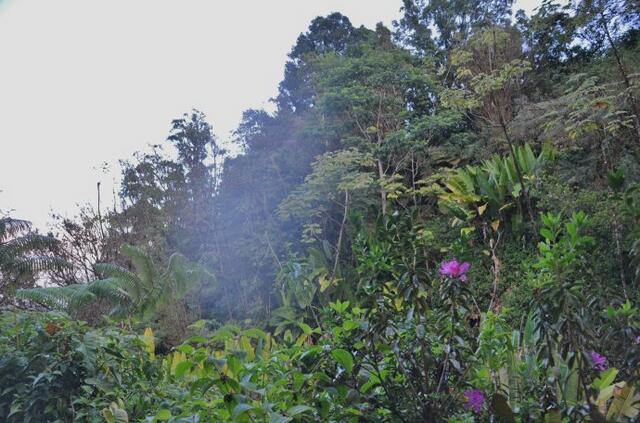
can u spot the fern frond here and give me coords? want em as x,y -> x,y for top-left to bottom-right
121,244 -> 156,290
11,256 -> 71,274
0,234 -> 58,261
16,285 -> 83,310
93,263 -> 142,299
86,278 -> 133,304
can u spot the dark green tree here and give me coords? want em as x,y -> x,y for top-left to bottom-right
277,12 -> 368,112
396,0 -> 514,54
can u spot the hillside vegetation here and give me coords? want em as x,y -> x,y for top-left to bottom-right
2,0 -> 640,421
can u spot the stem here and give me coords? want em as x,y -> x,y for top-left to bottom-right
370,354 -> 407,423
331,190 -> 349,279
599,133 -> 629,299
487,231 -> 502,313
377,159 -> 387,216
96,182 -> 106,240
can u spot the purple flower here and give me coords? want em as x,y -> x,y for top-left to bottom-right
635,335 -> 640,344
590,351 -> 607,371
439,260 -> 471,282
463,389 -> 485,413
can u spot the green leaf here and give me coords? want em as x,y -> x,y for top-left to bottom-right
287,405 -> 314,416
174,360 -> 193,378
269,413 -> 290,423
331,349 -> 354,374
154,409 -> 171,421
298,322 -> 313,335
232,403 -> 254,419
243,328 -> 267,339
540,228 -> 553,241
176,344 -> 194,354
593,367 -> 618,390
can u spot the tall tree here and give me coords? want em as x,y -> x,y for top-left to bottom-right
46,205 -> 122,285
516,0 -> 578,75
444,26 -> 537,226
396,0 -> 514,54
313,26 -> 437,216
167,110 -> 226,259
277,12 -> 368,112
573,0 -> 640,146
116,110 -> 224,262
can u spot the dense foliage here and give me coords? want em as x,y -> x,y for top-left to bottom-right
2,0 -> 640,420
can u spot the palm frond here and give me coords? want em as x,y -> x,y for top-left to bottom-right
0,218 -> 32,241
121,244 -> 156,291
16,285 -> 83,310
93,263 -> 142,299
0,234 -> 58,261
86,277 -> 133,304
11,256 -> 71,274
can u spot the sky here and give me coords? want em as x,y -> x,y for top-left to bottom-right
0,0 -> 542,230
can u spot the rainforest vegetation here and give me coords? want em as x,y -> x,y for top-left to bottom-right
2,0 -> 640,421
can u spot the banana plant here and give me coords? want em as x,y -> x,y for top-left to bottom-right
439,143 -> 544,229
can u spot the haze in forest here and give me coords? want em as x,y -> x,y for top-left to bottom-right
1,0 -> 541,230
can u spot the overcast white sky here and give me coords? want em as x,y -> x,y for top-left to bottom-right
0,0 -> 542,230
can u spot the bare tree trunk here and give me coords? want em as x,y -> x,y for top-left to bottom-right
96,182 -> 106,240
410,151 -> 418,207
377,159 -> 387,216
332,190 -> 349,278
487,231 -> 503,313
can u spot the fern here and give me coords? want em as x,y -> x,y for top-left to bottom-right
0,217 -> 70,292
17,244 -> 212,320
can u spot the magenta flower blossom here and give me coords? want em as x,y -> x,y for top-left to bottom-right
439,260 -> 471,282
635,335 -> 640,344
463,389 -> 485,413
590,351 -> 607,371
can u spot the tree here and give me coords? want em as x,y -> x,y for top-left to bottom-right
515,0 -> 579,86
444,26 -> 537,227
277,12 -> 368,112
279,148 -> 376,278
573,0 -> 640,146
313,27 -> 437,216
46,205 -> 125,285
116,146 -> 185,263
212,109 -> 324,320
396,0 -> 514,54
115,110 -> 225,262
166,110 -> 226,259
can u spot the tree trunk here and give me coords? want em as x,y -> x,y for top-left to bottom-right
377,159 -> 387,216
332,190 -> 349,279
